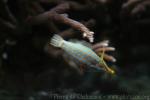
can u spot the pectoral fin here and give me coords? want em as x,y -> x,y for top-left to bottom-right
99,47 -> 115,74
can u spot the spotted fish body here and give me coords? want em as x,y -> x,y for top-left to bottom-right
62,41 -> 102,70
50,34 -> 114,74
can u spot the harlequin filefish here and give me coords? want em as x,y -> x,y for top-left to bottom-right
50,34 -> 115,74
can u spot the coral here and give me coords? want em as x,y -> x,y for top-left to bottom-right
0,0 -> 150,99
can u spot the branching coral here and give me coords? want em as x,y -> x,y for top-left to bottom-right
0,0 -> 150,98
27,1 -> 94,42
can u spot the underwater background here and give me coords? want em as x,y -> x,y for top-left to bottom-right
0,0 -> 150,100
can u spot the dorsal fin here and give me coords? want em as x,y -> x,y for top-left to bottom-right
69,39 -> 92,48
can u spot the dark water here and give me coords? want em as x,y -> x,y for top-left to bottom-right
0,0 -> 150,100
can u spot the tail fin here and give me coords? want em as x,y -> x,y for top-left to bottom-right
50,34 -> 64,47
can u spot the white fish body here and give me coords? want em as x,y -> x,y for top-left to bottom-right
50,34 -> 115,74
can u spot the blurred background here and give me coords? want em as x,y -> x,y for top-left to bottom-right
0,0 -> 150,100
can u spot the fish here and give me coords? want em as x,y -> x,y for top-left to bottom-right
50,34 -> 115,74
